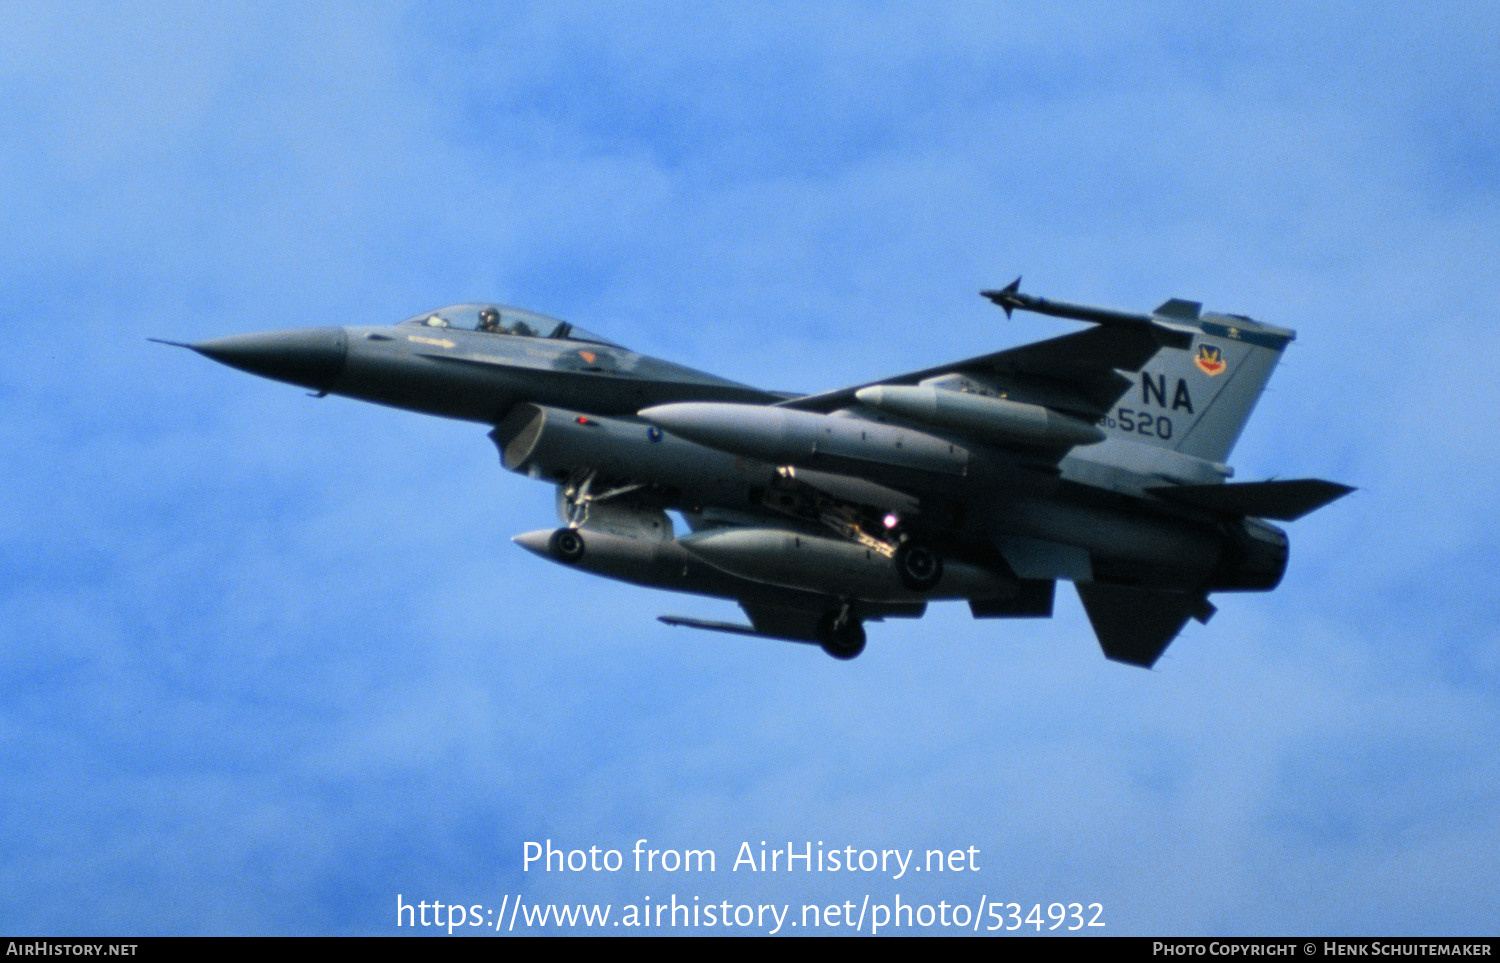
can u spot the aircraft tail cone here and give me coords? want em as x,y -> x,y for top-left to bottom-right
187,328 -> 348,391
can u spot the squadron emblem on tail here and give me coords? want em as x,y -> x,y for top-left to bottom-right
1195,344 -> 1227,376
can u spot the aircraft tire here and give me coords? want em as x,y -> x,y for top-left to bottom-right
549,528 -> 586,564
817,611 -> 866,660
894,542 -> 943,592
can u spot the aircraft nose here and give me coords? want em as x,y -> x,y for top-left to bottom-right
190,327 -> 348,391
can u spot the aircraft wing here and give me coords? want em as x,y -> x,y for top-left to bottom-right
776,323 -> 1189,422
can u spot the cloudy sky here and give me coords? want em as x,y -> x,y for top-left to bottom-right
2,1 -> 1497,936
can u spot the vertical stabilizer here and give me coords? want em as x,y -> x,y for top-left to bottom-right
1103,305 -> 1295,464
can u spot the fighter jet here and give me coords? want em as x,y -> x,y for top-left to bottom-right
159,283 -> 1351,667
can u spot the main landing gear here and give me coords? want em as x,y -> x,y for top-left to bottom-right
817,604 -> 866,660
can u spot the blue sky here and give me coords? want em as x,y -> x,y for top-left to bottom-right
2,1 -> 1498,936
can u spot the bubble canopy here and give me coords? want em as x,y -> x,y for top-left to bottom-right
398,303 -> 621,347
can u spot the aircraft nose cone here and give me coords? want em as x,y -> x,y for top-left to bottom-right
191,327 -> 348,391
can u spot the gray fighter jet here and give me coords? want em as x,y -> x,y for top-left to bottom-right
160,283 -> 1351,667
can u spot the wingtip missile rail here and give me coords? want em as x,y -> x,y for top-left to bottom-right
980,277 -> 1197,350
982,276 -> 1156,327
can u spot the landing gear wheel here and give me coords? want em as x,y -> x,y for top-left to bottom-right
894,542 -> 943,592
817,610 -> 866,660
549,528 -> 586,564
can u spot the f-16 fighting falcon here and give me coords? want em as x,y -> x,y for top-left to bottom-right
157,279 -> 1352,667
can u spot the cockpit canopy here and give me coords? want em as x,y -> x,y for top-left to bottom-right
398,303 -> 621,347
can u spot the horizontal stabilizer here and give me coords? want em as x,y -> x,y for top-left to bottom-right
1076,584 -> 1211,668
1147,479 -> 1355,521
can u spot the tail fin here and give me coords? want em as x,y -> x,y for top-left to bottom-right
1102,299 -> 1295,464
1076,583 -> 1216,668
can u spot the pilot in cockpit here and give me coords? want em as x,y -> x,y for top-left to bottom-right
477,307 -> 502,333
